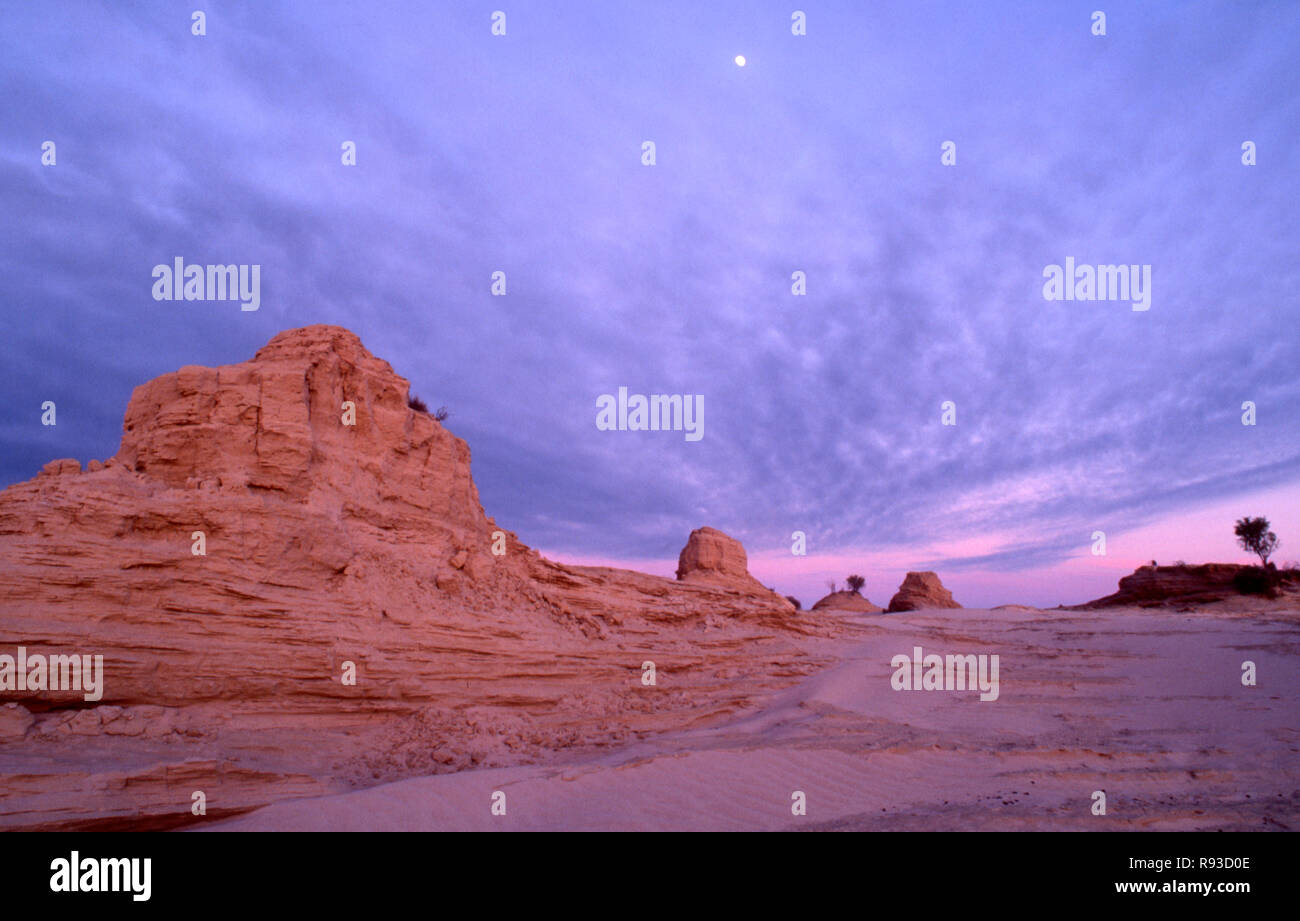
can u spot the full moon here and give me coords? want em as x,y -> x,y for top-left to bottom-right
734,55 -> 746,67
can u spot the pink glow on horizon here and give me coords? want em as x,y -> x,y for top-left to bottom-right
538,480 -> 1300,610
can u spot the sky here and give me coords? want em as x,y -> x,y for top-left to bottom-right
1,1 -> 1297,608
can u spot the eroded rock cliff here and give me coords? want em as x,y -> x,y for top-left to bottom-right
0,326 -> 839,830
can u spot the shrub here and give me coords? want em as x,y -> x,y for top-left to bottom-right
407,397 -> 451,422
1233,566 -> 1277,597
845,574 -> 865,594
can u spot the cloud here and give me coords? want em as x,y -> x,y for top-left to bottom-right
1,1 -> 1296,601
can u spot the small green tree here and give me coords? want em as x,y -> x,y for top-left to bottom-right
1234,516 -> 1279,567
845,574 -> 865,594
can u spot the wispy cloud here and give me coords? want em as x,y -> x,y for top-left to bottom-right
2,1 -> 1296,606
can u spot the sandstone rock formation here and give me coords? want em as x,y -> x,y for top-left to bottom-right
1078,563 -> 1249,607
887,571 -> 961,612
675,526 -> 786,600
811,590 -> 883,614
676,527 -> 747,582
0,325 -> 835,831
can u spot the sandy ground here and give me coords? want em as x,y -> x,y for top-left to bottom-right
206,603 -> 1300,831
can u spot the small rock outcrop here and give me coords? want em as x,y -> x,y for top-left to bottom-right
676,526 -> 765,590
887,571 -> 961,612
811,590 -> 883,613
1078,563 -> 1248,607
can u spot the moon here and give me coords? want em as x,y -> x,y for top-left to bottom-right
734,55 -> 746,67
